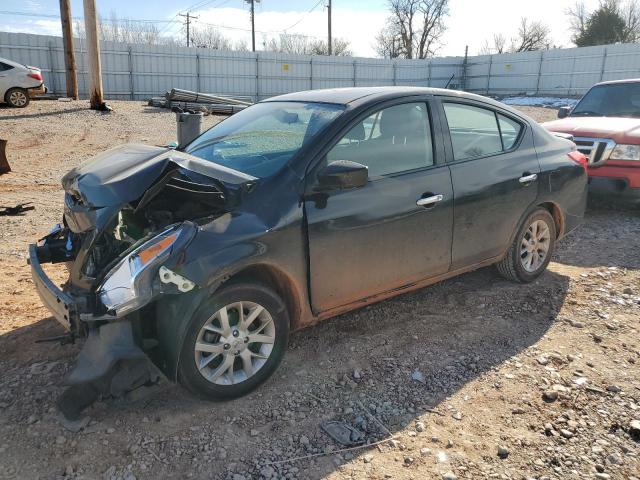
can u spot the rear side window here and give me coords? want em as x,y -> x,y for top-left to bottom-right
498,114 -> 523,150
0,62 -> 14,72
443,103 -> 522,161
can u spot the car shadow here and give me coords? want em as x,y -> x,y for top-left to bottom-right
0,266 -> 570,479
0,106 -> 88,121
553,203 -> 640,270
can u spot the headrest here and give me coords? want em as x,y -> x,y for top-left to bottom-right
345,122 -> 365,141
380,106 -> 425,139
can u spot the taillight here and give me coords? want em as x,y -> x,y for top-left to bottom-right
568,150 -> 588,169
28,71 -> 43,81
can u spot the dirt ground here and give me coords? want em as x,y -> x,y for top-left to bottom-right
0,100 -> 639,480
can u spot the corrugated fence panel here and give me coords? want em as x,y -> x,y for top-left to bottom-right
4,31 -> 640,100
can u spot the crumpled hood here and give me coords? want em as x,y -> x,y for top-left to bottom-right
61,144 -> 256,208
543,117 -> 640,144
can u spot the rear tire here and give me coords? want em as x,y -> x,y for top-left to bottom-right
177,282 -> 289,400
496,208 -> 556,283
5,88 -> 29,108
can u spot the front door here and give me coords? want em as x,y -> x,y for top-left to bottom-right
305,101 -> 454,313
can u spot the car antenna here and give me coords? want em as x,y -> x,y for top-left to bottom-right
444,74 -> 455,89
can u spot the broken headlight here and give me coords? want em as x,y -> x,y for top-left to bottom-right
97,224 -> 195,317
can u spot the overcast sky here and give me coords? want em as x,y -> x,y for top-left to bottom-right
0,0 -> 604,57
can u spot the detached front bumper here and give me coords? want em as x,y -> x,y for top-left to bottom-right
28,244 -> 80,332
29,243 -> 160,420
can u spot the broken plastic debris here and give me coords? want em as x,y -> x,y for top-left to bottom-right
411,369 -> 425,383
159,265 -> 195,292
321,421 -> 365,447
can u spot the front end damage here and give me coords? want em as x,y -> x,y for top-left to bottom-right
29,144 -> 255,420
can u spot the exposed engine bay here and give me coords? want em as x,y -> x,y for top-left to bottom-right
29,144 -> 257,421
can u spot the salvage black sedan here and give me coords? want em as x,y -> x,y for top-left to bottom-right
30,87 -> 587,419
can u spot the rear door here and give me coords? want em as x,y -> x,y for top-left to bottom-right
439,99 -> 540,269
0,61 -> 15,98
305,98 -> 454,313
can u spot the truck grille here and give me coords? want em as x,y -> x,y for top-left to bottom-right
573,137 -> 616,167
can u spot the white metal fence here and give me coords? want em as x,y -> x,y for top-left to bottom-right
2,31 -> 640,101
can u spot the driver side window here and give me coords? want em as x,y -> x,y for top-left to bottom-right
327,103 -> 433,177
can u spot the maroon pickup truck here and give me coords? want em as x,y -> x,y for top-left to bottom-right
543,79 -> 640,205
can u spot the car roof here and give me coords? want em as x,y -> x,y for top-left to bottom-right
595,78 -> 640,86
0,57 -> 25,69
263,86 -> 528,118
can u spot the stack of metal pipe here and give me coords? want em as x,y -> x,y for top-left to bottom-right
165,89 -> 253,106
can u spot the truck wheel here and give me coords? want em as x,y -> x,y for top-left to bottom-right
177,282 -> 289,400
6,88 -> 30,108
496,208 -> 556,283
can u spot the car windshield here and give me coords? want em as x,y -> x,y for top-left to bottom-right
571,82 -> 640,118
185,101 -> 345,178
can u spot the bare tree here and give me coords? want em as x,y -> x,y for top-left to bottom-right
374,24 -> 401,58
568,0 -> 640,45
567,1 -> 589,42
479,33 -> 507,54
190,25 -> 247,50
510,18 -> 552,52
375,0 -> 449,59
622,0 -> 640,41
75,11 -> 180,46
98,11 -> 162,45
265,33 -> 351,56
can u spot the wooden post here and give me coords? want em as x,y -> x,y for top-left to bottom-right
83,0 -> 107,110
59,0 -> 78,99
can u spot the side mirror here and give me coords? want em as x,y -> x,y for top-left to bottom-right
317,160 -> 368,191
558,106 -> 572,119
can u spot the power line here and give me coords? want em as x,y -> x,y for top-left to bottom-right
0,8 -> 328,41
283,0 -> 324,32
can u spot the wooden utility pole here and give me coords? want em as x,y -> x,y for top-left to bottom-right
245,0 -> 260,52
82,0 -> 107,110
59,0 -> 78,99
179,12 -> 198,47
327,0 -> 332,55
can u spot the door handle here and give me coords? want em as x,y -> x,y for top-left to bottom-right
416,194 -> 443,207
519,173 -> 538,184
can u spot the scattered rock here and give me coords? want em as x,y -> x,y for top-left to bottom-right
542,390 -> 559,403
606,385 -> 621,393
497,445 -> 509,458
411,370 -> 425,383
363,454 -> 374,463
442,471 -> 457,480
559,429 -> 574,439
415,421 -> 425,432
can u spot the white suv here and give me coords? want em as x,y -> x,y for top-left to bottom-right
0,57 -> 47,108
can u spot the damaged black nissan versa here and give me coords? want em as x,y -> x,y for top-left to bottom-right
29,87 -> 587,420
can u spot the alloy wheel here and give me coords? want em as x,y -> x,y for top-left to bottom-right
193,301 -> 275,385
519,219 -> 551,273
9,90 -> 27,107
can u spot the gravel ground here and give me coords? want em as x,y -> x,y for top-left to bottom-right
0,100 -> 639,480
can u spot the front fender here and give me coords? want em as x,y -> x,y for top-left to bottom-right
151,210 -> 307,380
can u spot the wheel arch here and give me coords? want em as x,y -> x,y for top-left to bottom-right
221,263 -> 303,331
537,201 -> 565,239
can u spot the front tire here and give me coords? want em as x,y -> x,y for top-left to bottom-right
496,208 -> 556,283
5,88 -> 30,108
177,282 -> 289,400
